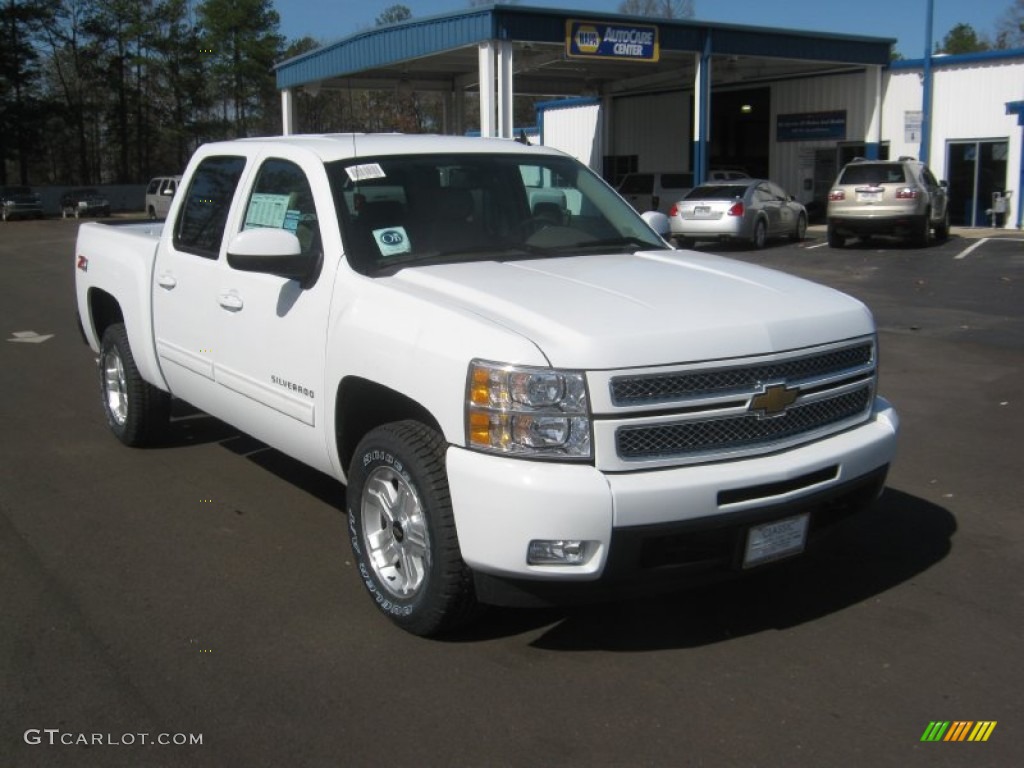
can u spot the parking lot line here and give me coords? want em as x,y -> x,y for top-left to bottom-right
955,238 -> 989,260
804,241 -> 829,250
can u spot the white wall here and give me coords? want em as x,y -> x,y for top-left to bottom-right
540,102 -> 603,171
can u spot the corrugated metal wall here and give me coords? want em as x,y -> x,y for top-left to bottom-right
541,103 -> 604,171
770,71 -> 870,201
611,92 -> 691,173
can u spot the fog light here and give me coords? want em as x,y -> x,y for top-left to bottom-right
527,539 -> 591,565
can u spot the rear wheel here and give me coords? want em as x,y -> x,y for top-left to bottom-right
827,224 -> 845,249
98,323 -> 170,446
674,236 -> 694,249
914,211 -> 931,247
347,421 -> 477,636
751,219 -> 767,249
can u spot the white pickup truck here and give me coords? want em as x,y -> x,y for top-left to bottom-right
75,134 -> 898,635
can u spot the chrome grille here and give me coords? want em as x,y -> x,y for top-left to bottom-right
610,343 -> 872,406
616,386 -> 871,459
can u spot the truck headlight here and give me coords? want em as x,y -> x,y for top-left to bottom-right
466,360 -> 591,459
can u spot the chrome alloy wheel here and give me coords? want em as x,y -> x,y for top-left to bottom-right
360,465 -> 431,598
101,345 -> 129,426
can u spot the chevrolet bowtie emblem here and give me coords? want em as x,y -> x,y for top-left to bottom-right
749,383 -> 799,418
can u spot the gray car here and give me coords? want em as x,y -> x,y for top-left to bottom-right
669,179 -> 807,249
826,157 -> 949,247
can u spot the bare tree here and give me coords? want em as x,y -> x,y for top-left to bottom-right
617,0 -> 695,18
994,0 -> 1024,48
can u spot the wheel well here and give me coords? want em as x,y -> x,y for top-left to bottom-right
88,289 -> 123,343
335,377 -> 444,474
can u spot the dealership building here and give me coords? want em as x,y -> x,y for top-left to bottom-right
275,4 -> 1024,229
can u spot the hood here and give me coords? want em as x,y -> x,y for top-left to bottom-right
391,250 -> 875,369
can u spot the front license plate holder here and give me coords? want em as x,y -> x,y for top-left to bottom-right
742,513 -> 809,568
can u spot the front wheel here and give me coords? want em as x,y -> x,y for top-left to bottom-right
934,208 -> 950,240
98,323 -> 170,446
790,213 -> 807,242
347,421 -> 477,636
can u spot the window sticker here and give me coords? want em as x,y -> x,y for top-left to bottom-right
283,209 -> 301,233
245,193 -> 291,229
373,226 -> 411,257
347,163 -> 386,182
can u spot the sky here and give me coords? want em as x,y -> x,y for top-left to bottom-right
274,0 -> 1015,59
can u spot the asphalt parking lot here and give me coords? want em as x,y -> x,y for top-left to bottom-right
2,218 -> 1022,767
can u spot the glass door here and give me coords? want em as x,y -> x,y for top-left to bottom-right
946,140 -> 1009,226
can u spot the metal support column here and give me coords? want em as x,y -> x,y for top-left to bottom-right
920,0 -> 934,163
865,65 -> 882,160
497,41 -> 513,139
281,88 -> 294,136
478,42 -> 496,138
692,33 -> 712,185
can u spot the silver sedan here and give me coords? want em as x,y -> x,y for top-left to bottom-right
669,180 -> 807,249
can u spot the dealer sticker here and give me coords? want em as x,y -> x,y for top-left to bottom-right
346,163 -> 386,182
373,226 -> 411,257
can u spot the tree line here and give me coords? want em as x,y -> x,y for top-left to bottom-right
3,0 -> 1022,187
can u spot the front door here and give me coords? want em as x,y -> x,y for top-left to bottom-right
211,155 -> 338,474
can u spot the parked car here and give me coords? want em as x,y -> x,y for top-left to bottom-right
60,188 -> 110,219
618,169 -> 751,214
145,175 -> 182,219
669,179 -> 807,249
1,185 -> 43,221
826,157 -> 949,247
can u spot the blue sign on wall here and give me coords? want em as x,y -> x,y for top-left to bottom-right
776,111 -> 847,142
566,20 -> 659,62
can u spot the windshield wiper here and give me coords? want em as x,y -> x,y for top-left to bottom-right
567,235 -> 667,251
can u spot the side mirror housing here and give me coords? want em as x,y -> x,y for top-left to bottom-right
641,210 -> 671,238
227,229 -> 315,282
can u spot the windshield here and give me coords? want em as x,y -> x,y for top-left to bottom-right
685,184 -> 749,200
326,153 -> 669,275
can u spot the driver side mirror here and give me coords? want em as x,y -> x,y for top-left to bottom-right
227,228 -> 317,284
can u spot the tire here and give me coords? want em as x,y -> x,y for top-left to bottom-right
913,212 -> 930,247
789,213 -> 807,242
98,323 -> 170,446
751,218 -> 767,250
347,421 -> 477,636
827,224 -> 845,249
674,236 -> 694,249
148,205 -> 157,220
934,208 -> 950,240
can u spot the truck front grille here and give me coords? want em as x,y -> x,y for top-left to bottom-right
616,385 -> 871,459
610,343 -> 872,406
598,338 -> 878,468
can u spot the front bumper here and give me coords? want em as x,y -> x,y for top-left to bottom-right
446,397 -> 898,606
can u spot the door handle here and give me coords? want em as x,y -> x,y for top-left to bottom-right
218,291 -> 243,311
157,273 -> 177,289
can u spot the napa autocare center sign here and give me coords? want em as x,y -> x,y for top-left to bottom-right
566,20 -> 660,62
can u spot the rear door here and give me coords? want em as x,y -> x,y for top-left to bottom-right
152,155 -> 248,411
